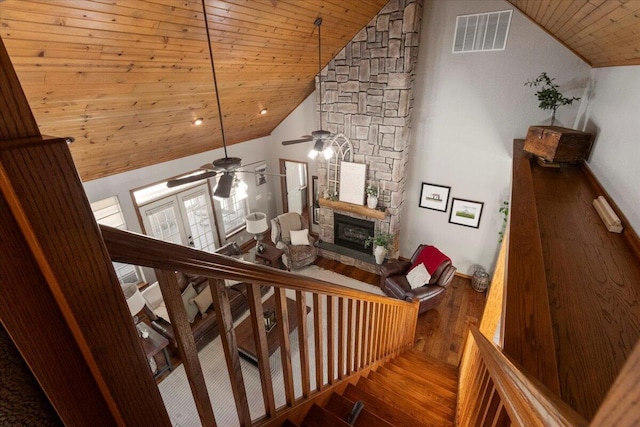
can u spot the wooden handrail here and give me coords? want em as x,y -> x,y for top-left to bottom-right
469,327 -> 588,426
100,223 -> 418,426
504,140 -> 560,394
100,225 -> 412,306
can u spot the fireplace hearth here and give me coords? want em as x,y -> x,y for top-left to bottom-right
334,213 -> 374,254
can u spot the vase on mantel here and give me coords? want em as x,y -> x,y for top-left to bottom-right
374,245 -> 387,264
367,195 -> 378,209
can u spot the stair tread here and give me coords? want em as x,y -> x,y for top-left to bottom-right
343,383 -> 431,427
377,366 -> 458,403
404,350 -> 459,375
382,362 -> 458,395
390,355 -> 459,391
357,376 -> 454,426
301,404 -> 351,427
325,393 -> 394,427
367,371 -> 455,419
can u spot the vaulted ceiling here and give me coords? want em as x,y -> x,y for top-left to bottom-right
1,1 -> 640,181
507,0 -> 640,67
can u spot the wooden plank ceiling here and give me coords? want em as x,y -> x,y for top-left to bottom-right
0,0 -> 387,181
2,1 -> 640,181
507,0 -> 640,67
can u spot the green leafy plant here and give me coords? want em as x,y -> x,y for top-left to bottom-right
364,232 -> 394,251
498,200 -> 509,243
525,72 -> 580,126
365,185 -> 378,197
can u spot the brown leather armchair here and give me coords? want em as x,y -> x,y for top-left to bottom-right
380,244 -> 456,314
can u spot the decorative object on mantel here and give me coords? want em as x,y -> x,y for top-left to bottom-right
449,198 -> 484,229
419,182 -> 451,212
338,161 -> 367,205
593,196 -> 623,233
364,232 -> 394,264
524,126 -> 593,165
366,184 -> 378,209
525,72 -> 581,126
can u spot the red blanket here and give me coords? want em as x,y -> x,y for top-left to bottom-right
410,245 -> 450,274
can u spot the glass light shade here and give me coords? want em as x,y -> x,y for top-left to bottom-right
121,283 -> 146,316
308,149 -> 319,160
245,212 -> 268,234
323,147 -> 334,159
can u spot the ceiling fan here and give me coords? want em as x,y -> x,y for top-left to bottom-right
281,17 -> 334,160
167,0 -> 281,197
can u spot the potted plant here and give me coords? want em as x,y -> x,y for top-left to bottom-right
525,72 -> 580,126
365,184 -> 378,209
364,232 -> 393,264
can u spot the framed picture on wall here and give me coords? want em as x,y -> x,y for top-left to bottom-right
255,163 -> 267,186
312,175 -> 319,225
419,182 -> 451,212
449,198 -> 484,228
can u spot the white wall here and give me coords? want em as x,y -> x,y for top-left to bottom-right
268,93 -> 320,233
579,66 -> 640,231
401,0 -> 591,274
83,136 -> 276,249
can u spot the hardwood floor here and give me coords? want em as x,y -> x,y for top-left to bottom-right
314,257 -> 486,367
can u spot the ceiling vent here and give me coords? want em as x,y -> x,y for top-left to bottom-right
453,10 -> 512,53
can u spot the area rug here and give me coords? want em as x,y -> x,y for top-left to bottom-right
158,268 -> 383,426
293,264 -> 384,296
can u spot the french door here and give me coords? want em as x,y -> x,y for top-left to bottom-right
140,184 -> 219,252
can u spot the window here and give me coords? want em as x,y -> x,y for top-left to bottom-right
219,187 -> 248,236
453,10 -> 512,53
90,196 -> 143,284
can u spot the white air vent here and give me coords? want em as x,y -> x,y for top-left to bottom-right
453,10 -> 512,53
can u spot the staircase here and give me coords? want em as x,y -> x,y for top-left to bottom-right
284,349 -> 458,427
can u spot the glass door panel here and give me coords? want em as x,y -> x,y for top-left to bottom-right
178,185 -> 218,252
141,199 -> 186,245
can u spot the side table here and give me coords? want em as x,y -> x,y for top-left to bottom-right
137,322 -> 173,379
254,245 -> 284,269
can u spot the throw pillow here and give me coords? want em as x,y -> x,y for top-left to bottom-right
181,283 -> 199,323
290,228 -> 310,246
406,262 -> 431,290
154,302 -> 171,323
190,285 -> 213,318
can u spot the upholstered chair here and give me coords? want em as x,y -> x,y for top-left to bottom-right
270,212 -> 317,270
380,244 -> 456,314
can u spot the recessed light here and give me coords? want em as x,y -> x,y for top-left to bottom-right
260,109 -> 268,115
192,118 -> 204,126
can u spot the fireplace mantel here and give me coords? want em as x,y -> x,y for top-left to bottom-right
318,198 -> 386,220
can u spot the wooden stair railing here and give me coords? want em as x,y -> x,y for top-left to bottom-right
100,225 -> 419,426
458,327 -> 588,427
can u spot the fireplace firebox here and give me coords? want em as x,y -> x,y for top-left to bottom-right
334,213 -> 375,254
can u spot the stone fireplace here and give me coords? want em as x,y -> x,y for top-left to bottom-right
314,0 -> 423,272
334,213 -> 375,254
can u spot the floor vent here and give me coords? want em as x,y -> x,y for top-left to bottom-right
453,10 -> 512,53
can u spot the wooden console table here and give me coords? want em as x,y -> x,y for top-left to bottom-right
254,245 -> 284,269
235,295 -> 310,365
137,322 -> 172,379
